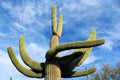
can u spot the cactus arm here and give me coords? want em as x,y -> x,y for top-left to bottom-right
46,39 -> 104,60
19,35 -> 45,71
75,48 -> 92,67
60,29 -> 96,70
72,29 -> 96,54
57,14 -> 63,38
52,5 -> 63,38
88,29 -> 96,40
52,5 -> 57,35
72,29 -> 96,56
68,29 -> 96,70
7,47 -> 44,78
69,48 -> 92,71
62,67 -> 96,78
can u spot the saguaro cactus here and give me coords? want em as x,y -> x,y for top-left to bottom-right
7,5 -> 104,80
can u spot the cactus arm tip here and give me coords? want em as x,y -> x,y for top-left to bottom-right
52,5 -> 57,35
7,46 -> 44,78
57,14 -> 63,38
70,67 -> 96,77
62,67 -> 96,78
19,35 -> 45,71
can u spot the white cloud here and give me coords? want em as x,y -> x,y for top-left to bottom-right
81,0 -> 101,6
100,23 -> 120,51
83,55 -> 99,65
26,43 -> 47,62
1,1 -> 42,24
109,23 -> 120,40
0,32 -> 6,37
13,22 -> 26,31
63,1 -> 84,12
15,4 -> 36,24
1,2 -> 12,9
101,37 -> 113,51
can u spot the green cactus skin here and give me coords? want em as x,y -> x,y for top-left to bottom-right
19,35 -> 45,71
62,67 -> 96,78
7,47 -> 44,78
7,5 -> 105,80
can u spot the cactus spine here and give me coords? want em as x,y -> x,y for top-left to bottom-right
7,5 -> 105,80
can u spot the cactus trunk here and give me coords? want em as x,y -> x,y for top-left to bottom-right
45,35 -> 61,80
45,61 -> 61,80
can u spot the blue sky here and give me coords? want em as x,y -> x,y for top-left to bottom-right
0,0 -> 120,80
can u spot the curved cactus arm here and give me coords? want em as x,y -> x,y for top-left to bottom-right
62,67 -> 96,78
52,5 -> 57,35
51,5 -> 63,38
19,35 -> 45,71
59,29 -> 96,69
72,29 -> 96,55
69,48 -> 92,71
57,14 -> 63,38
68,29 -> 96,70
7,47 -> 44,78
46,39 -> 104,60
72,29 -> 96,54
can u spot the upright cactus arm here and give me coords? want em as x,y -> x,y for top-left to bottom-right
57,14 -> 63,38
19,35 -> 45,71
62,67 -> 96,78
7,47 -> 44,78
51,5 -> 63,38
52,5 -> 57,35
46,39 -> 104,60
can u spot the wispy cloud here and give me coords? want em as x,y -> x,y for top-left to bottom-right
101,37 -> 113,51
100,22 -> 120,51
13,22 -> 26,31
0,32 -> 6,37
1,1 -> 37,24
81,0 -> 101,6
26,43 -> 47,62
83,55 -> 99,65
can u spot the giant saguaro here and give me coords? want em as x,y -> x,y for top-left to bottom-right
7,5 -> 105,80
